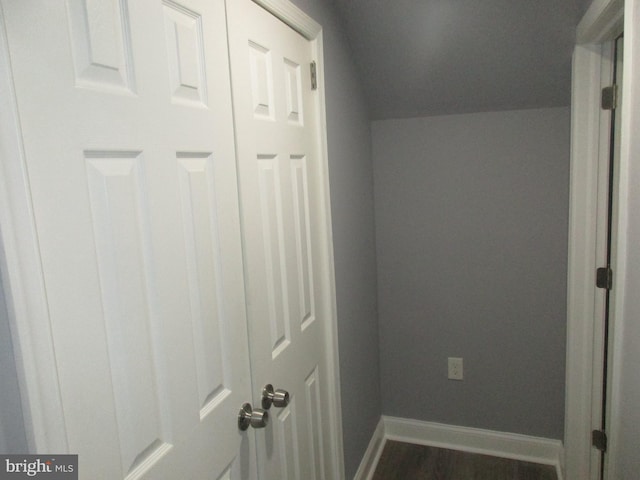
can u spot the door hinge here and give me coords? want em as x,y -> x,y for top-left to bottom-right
596,267 -> 613,290
592,429 -> 608,452
601,85 -> 618,110
310,61 -> 317,91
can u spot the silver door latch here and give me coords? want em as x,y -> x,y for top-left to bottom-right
238,403 -> 269,430
262,384 -> 290,409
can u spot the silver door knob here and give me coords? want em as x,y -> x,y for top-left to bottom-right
262,384 -> 290,409
238,403 -> 269,431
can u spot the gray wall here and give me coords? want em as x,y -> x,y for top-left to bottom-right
0,273 -> 28,453
287,1 -> 381,477
372,107 -> 569,440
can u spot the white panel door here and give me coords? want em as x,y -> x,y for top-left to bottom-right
226,1 -> 338,478
1,1 -> 255,478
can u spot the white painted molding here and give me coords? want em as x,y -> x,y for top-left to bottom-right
354,415 -> 564,480
564,42 -> 608,480
355,416 -> 565,479
566,0 -> 626,478
307,30 -> 345,479
252,0 -> 321,39
577,0 -> 623,44
605,2 -> 639,478
382,416 -> 564,479
353,419 -> 385,480
313,32 -> 346,480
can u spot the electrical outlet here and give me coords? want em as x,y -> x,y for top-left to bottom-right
448,357 -> 463,380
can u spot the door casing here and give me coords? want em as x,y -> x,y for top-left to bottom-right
566,0 -> 629,479
0,0 -> 344,478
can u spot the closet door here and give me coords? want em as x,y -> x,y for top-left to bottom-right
1,1 -> 254,478
227,1 -> 340,478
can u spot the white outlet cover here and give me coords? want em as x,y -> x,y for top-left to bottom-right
448,357 -> 463,380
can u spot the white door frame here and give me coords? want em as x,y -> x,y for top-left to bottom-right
0,1 -> 344,477
565,0 -> 631,478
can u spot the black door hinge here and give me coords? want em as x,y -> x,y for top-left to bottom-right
310,61 -> 317,90
602,85 -> 618,110
596,267 -> 613,290
592,429 -> 608,452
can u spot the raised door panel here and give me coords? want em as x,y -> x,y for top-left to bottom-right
162,1 -> 208,106
177,153 -> 231,416
290,155 -> 315,331
85,151 -> 172,475
66,0 -> 136,93
256,154 -> 292,357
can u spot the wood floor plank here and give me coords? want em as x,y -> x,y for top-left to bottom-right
371,441 -> 558,480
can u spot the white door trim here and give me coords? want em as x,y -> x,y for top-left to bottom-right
250,2 -> 344,478
253,0 -> 320,38
603,2 -> 639,478
0,4 -> 68,453
353,417 -> 565,480
566,0 -> 626,479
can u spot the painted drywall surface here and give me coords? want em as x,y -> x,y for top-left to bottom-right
372,108 -> 569,440
287,0 -> 381,477
0,273 -> 28,453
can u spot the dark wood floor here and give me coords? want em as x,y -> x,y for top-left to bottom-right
372,441 -> 558,480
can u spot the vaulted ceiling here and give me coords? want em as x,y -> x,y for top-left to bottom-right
332,0 -> 593,119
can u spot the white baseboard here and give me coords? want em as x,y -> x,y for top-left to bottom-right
354,416 -> 565,480
352,418 -> 386,480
